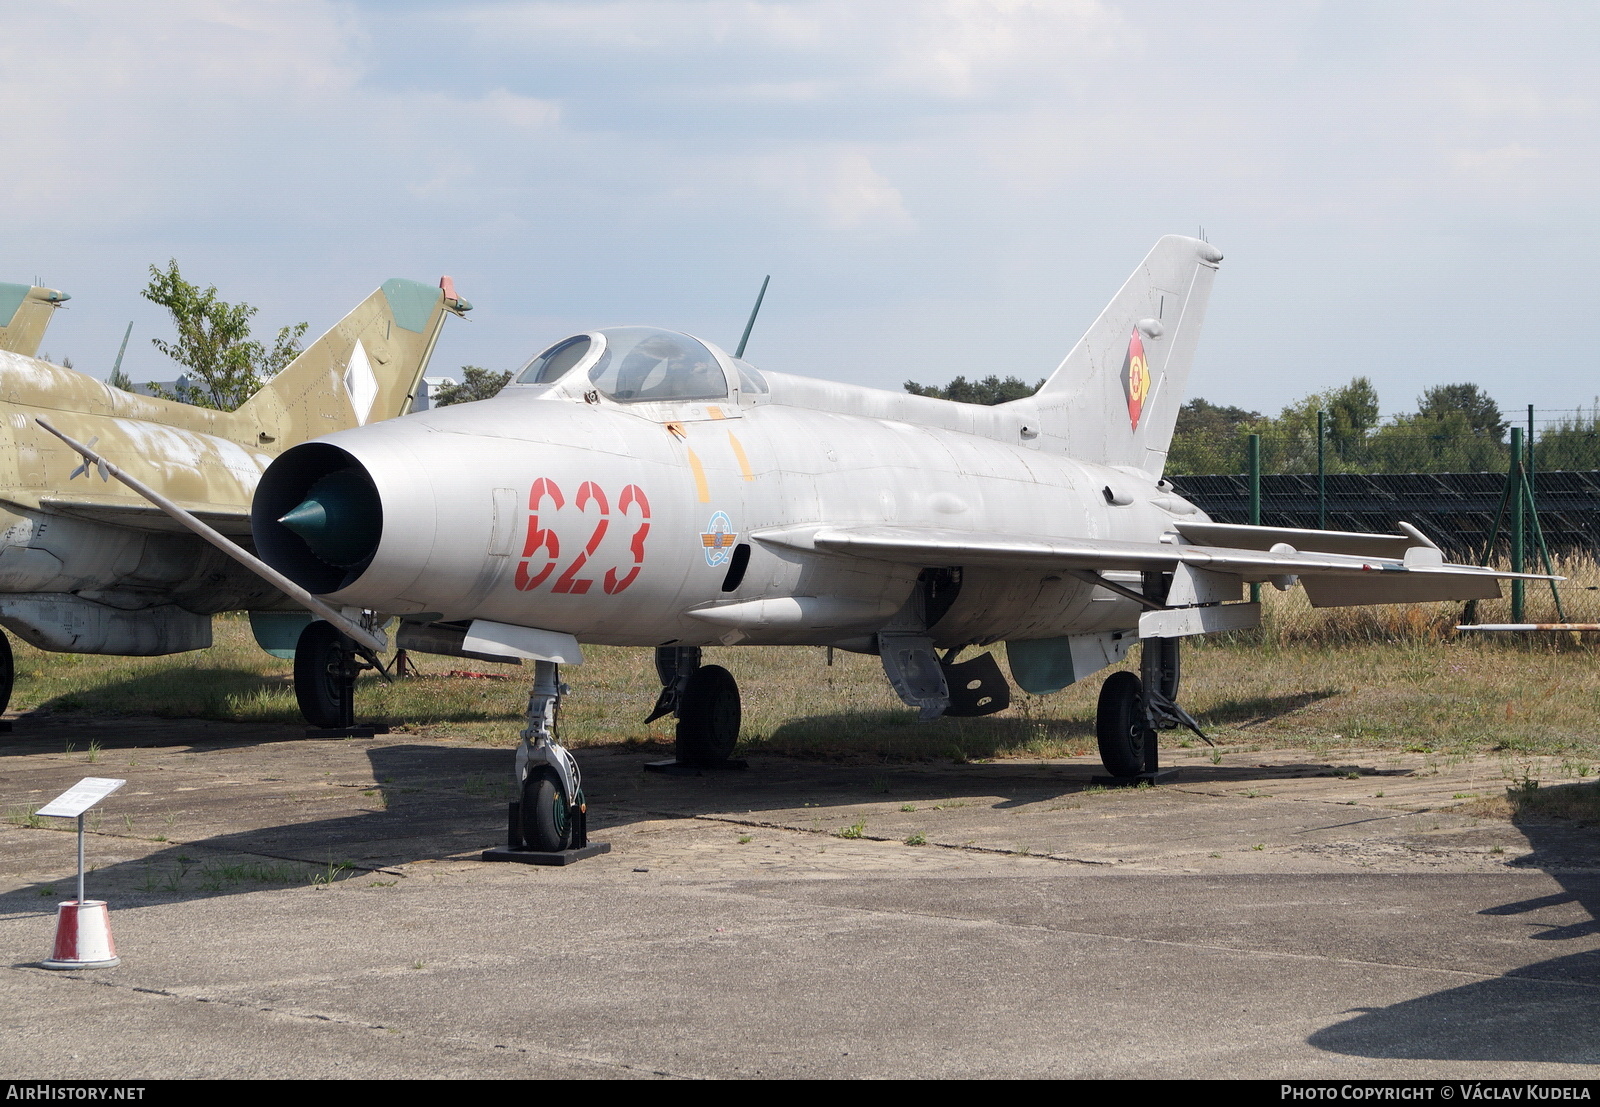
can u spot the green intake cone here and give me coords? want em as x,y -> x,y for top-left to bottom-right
277,468 -> 381,568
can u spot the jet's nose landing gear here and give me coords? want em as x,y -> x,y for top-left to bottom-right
483,659 -> 610,865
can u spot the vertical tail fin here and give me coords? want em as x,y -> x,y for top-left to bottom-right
0,283 -> 69,358
235,278 -> 466,447
1020,236 -> 1221,477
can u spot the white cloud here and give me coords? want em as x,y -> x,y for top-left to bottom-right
9,0 -> 1600,412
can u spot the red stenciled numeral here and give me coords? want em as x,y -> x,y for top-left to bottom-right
551,481 -> 610,595
514,479 -> 650,596
603,484 -> 651,594
514,478 -> 564,591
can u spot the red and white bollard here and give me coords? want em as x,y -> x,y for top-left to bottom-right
41,900 -> 120,970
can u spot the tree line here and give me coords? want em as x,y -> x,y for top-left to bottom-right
903,373 -> 1600,474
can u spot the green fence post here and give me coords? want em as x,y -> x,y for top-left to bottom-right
1317,410 -> 1326,530
1249,433 -> 1261,605
1510,426 -> 1524,622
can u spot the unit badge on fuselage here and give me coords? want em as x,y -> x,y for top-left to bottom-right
701,511 -> 737,567
1121,328 -> 1150,430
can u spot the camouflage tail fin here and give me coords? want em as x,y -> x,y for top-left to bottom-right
1018,236 -> 1221,478
235,278 -> 468,447
0,283 -> 70,358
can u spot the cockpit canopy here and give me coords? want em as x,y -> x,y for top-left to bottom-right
514,326 -> 730,404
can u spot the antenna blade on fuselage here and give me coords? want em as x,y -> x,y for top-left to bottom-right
735,274 -> 770,359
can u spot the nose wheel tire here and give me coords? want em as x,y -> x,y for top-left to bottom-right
675,664 -> 740,767
1096,670 -> 1152,778
521,770 -> 575,853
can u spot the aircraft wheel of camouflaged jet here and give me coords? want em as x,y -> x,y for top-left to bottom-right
521,769 -> 574,853
0,631 -> 13,725
293,620 -> 351,729
676,664 -> 741,767
1096,670 -> 1152,778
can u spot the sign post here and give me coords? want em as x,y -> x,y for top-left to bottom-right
36,776 -> 126,970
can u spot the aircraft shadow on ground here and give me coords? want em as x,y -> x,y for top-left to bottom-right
5,669 -> 303,749
3,671 -> 531,755
3,744 -> 515,910
1308,795 -> 1600,1064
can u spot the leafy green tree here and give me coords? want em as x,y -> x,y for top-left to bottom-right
1249,376 -> 1381,472
1536,405 -> 1600,470
1165,399 -> 1261,474
1416,382 -> 1506,440
434,365 -> 512,406
1365,411 -> 1508,472
141,259 -> 307,410
903,375 -> 1043,405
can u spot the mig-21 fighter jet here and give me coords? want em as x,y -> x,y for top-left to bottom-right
45,237 -> 1540,855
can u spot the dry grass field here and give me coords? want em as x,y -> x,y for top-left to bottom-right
7,558 -> 1600,827
10,558 -> 1600,780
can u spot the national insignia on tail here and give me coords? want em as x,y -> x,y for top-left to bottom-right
1120,328 -> 1150,431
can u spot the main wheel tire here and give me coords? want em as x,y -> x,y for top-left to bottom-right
1096,670 -> 1150,778
293,621 -> 348,728
521,770 -> 573,853
0,631 -> 13,717
676,664 -> 740,767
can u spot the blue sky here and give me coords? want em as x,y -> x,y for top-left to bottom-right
7,1 -> 1598,421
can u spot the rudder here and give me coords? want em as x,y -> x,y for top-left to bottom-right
235,277 -> 467,448
0,283 -> 69,359
1016,236 -> 1221,477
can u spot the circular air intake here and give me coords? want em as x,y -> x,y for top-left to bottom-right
252,443 -> 383,594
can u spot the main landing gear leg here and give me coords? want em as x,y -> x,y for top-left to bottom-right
1093,574 -> 1209,785
483,660 -> 610,865
643,646 -> 747,774
296,620 -> 390,739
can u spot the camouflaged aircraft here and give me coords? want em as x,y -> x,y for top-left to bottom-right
0,282 -> 72,358
46,236 -> 1540,856
5,276 -> 467,718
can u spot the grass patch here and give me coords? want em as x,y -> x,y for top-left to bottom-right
1464,778 -> 1600,827
7,570 -> 1600,767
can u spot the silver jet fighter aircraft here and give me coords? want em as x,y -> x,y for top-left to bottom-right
48,236 -> 1534,855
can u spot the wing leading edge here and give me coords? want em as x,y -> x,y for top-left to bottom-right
754,521 -> 1549,608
